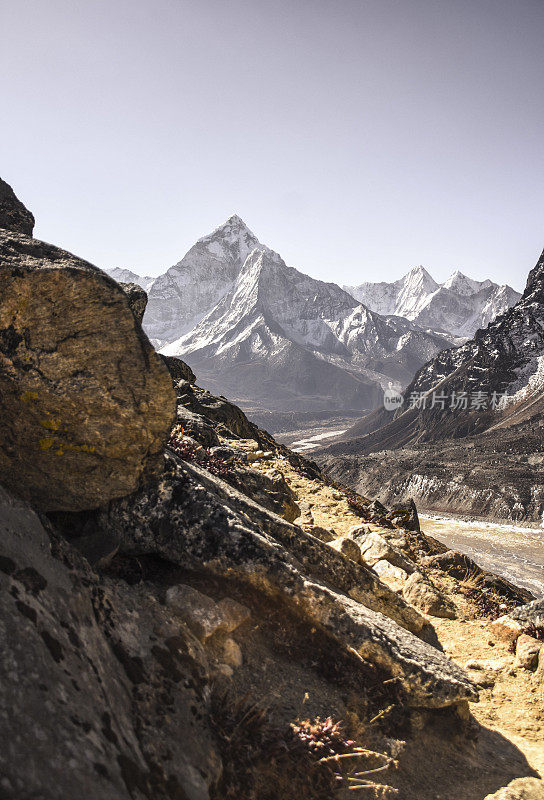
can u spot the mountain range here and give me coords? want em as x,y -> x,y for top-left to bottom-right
344,266 -> 520,338
319,247 -> 544,523
106,216 -> 519,414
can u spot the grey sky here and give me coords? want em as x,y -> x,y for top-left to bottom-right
2,0 -> 543,290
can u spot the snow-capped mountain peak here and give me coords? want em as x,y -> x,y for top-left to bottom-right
442,270 -> 492,296
196,214 -> 264,260
162,243 -> 453,412
395,266 -> 439,316
345,265 -> 520,337
405,264 -> 438,288
143,217 -> 282,346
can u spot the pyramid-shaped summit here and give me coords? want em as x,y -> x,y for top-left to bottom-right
144,215 -> 280,345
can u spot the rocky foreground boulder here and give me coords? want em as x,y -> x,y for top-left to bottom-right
0,228 -> 176,511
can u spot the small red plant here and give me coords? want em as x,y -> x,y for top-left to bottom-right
168,428 -> 238,478
290,716 -> 356,757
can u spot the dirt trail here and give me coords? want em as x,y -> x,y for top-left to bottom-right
435,615 -> 544,777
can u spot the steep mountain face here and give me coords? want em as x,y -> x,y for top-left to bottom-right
319,248 -> 544,523
162,249 -> 452,412
106,267 -> 155,292
144,215 -> 281,347
345,266 -> 520,338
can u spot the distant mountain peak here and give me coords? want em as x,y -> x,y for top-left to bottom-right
105,267 -> 155,293
442,270 -> 489,296
345,263 -> 520,338
225,213 -> 245,225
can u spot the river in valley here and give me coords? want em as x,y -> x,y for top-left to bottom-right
420,515 -> 544,598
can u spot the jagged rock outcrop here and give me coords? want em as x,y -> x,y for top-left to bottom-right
0,177 -> 34,235
0,229 -> 176,511
0,485 -> 221,800
161,354 -> 196,383
119,281 -> 148,323
85,452 -> 477,709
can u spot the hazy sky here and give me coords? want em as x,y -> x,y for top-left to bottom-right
2,0 -> 543,290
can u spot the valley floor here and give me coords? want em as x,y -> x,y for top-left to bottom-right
420,516 -> 544,597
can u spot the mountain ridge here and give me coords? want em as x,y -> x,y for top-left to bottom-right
344,265 -> 520,337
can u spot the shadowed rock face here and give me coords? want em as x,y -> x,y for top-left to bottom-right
0,178 -> 34,235
0,229 -> 176,512
0,484 -> 221,800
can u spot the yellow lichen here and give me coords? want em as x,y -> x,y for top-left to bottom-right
39,417 -> 61,431
20,391 -> 39,403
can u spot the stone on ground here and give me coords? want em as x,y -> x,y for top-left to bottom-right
514,634 -> 542,670
328,535 -> 362,563
491,615 -> 524,645
166,584 -> 250,641
373,559 -> 409,588
483,777 -> 544,799
356,530 -> 415,573
402,572 -> 457,619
